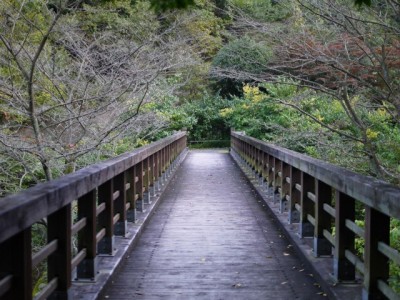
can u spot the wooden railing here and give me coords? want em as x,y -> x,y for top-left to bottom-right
0,132 -> 187,300
231,131 -> 400,300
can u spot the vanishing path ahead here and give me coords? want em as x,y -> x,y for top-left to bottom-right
102,150 -> 324,299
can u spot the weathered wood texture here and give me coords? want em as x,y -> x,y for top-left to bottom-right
0,132 -> 187,300
102,150 -> 324,299
231,131 -> 400,300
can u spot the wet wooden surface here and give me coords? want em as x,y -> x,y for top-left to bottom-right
101,150 -> 325,299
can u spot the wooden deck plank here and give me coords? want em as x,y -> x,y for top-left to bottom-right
101,150 -> 325,299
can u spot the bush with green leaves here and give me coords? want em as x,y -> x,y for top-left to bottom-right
152,93 -> 230,142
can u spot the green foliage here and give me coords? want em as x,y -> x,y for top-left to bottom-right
76,0 -> 159,39
220,80 -> 400,180
212,36 -> 271,74
153,93 -> 230,142
182,8 -> 226,59
390,219 -> 400,293
150,0 -> 195,11
354,0 -> 371,6
212,36 -> 272,96
229,0 -> 290,22
31,223 -> 47,296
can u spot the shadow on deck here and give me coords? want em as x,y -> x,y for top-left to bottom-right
99,150 -> 325,299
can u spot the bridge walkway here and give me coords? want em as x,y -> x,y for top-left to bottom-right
101,150 -> 325,299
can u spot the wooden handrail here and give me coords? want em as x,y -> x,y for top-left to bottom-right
231,131 -> 400,300
0,131 -> 187,300
231,131 -> 399,219
0,131 -> 186,244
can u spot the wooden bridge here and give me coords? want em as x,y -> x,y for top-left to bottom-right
0,131 -> 399,300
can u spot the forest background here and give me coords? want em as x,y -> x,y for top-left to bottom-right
0,0 -> 399,294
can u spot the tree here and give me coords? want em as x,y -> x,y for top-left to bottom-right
0,0 -> 199,195
211,0 -> 400,181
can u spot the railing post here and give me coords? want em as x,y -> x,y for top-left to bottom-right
159,148 -> 165,188
300,172 -> 314,237
0,229 -> 32,300
154,151 -> 160,191
268,155 -> 274,187
143,158 -> 150,204
150,153 -> 156,196
126,166 -> 136,222
314,180 -> 332,257
261,152 -> 268,186
255,149 -> 261,179
334,191 -> 355,281
135,162 -> 144,212
77,190 -> 97,280
251,146 -> 256,171
114,172 -> 127,236
289,166 -> 301,223
274,159 -> 282,197
48,205 -> 72,300
98,180 -> 114,255
280,162 -> 290,213
362,207 -> 390,299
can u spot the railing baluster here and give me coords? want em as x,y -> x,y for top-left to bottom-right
334,191 -> 355,281
98,180 -> 114,255
76,190 -> 97,280
0,229 -> 32,300
363,207 -> 390,299
47,204 -> 71,299
314,180 -> 332,256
